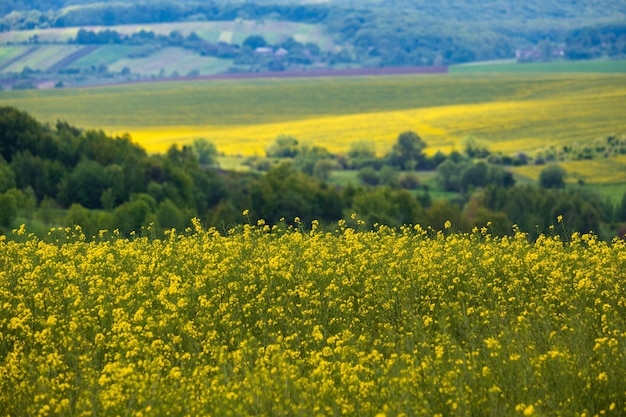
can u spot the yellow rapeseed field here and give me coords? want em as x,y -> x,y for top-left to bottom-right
123,92 -> 626,157
512,155 -> 626,184
1,219 -> 625,416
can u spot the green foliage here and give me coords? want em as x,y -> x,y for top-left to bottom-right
192,138 -> 218,167
312,159 -> 337,182
387,131 -> 427,170
357,166 -> 379,186
0,192 -> 17,229
539,164 -> 567,189
351,187 -> 426,227
266,135 -> 300,158
249,163 -> 342,225
58,160 -> 112,209
293,144 -> 332,176
483,184 -> 609,238
0,107 -> 55,163
437,159 -> 514,192
64,203 -> 98,237
617,192 -> 626,222
112,194 -> 157,236
464,137 -> 491,158
397,171 -> 420,190
10,152 -> 64,202
156,198 -> 187,231
347,141 -> 376,160
0,158 -> 16,193
0,108 -> 622,240
243,35 -> 268,50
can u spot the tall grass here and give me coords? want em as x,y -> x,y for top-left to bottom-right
1,219 -> 624,416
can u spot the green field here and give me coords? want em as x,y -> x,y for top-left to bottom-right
1,71 -> 625,185
1,45 -> 84,73
107,47 -> 235,77
70,45 -> 136,68
2,72 -> 625,159
451,59 -> 626,74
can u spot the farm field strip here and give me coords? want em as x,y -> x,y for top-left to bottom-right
1,45 -> 84,73
2,73 -> 622,126
107,47 -> 233,76
0,46 -> 28,63
0,46 -> 32,71
68,45 -> 135,68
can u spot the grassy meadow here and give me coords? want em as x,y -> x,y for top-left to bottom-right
2,71 -> 625,185
450,59 -> 626,74
1,221 -> 625,416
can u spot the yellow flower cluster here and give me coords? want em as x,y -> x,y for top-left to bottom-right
1,222 -> 625,416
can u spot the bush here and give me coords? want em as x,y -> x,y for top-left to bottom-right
11,80 -> 36,90
358,166 -> 380,185
539,164 -> 567,189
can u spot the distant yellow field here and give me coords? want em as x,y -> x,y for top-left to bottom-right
120,90 -> 626,157
512,154 -> 626,184
121,110 -> 451,155
3,73 -> 625,183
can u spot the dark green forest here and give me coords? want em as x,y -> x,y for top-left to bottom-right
1,106 -> 625,240
2,0 -> 625,66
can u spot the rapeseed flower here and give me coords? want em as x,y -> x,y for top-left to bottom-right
0,222 -> 624,415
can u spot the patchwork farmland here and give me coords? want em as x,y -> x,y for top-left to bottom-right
0,20 -> 336,80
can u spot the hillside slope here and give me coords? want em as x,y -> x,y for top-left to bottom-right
1,0 -> 625,87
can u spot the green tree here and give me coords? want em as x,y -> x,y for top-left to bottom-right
618,192 -> 626,222
10,151 -> 64,202
358,167 -> 380,186
436,159 -> 470,192
243,35 -> 268,50
192,138 -> 218,167
0,106 -> 57,162
250,163 -> 342,224
156,198 -> 187,231
112,194 -> 157,236
0,192 -> 17,230
388,131 -> 427,170
539,164 -> 566,189
427,200 -> 467,231
312,159 -> 337,182
350,188 -> 425,228
293,145 -> 332,176
348,141 -> 376,159
64,203 -> 98,238
0,157 -> 16,193
58,160 -> 112,209
266,135 -> 300,158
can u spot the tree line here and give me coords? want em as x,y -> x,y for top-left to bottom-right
1,106 -> 625,240
2,1 -> 625,66
72,29 -> 326,73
